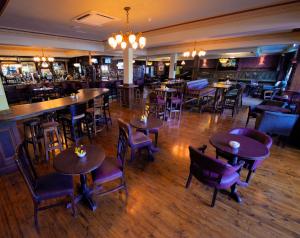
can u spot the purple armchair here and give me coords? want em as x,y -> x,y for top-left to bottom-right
92,119 -> 129,198
118,119 -> 153,161
229,128 -> 272,183
15,143 -> 75,229
186,145 -> 244,207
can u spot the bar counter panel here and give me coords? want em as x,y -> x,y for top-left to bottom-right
0,88 -> 109,121
0,88 -> 109,175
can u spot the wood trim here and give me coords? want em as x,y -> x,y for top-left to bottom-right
0,27 -> 102,43
0,1 -> 298,43
0,0 -> 9,16
142,1 -> 299,34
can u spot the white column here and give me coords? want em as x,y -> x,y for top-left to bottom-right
168,53 -> 177,79
0,78 -> 9,111
123,47 -> 133,85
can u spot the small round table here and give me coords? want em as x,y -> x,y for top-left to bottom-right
210,132 -> 269,203
255,104 -> 291,114
54,145 -> 106,211
130,116 -> 163,135
130,116 -> 163,153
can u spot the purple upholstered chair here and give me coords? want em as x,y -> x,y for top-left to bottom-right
15,143 -> 75,229
118,118 -> 152,161
92,119 -> 129,198
229,128 -> 272,183
186,145 -> 244,207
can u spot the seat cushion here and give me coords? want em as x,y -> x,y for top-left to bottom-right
131,131 -> 152,148
91,156 -> 123,184
216,172 -> 239,189
35,173 -> 73,200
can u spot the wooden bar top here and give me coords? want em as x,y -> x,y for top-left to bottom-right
0,88 -> 109,121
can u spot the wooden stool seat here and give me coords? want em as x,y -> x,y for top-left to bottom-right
42,121 -> 62,161
24,118 -> 43,162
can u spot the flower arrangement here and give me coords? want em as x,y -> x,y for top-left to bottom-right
74,145 -> 87,158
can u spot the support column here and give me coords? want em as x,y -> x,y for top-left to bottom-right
0,77 -> 9,111
123,47 -> 133,85
168,53 -> 177,80
121,47 -> 134,108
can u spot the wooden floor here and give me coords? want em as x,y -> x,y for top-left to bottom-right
0,100 -> 300,238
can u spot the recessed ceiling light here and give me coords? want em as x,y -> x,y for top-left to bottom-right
148,18 -> 152,22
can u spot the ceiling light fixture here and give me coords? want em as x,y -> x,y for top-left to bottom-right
108,7 -> 146,50
183,42 -> 206,58
33,49 -> 55,63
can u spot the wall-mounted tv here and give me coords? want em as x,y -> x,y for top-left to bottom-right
104,57 -> 111,64
219,58 -> 238,68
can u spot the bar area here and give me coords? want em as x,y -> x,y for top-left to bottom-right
0,1 -> 299,237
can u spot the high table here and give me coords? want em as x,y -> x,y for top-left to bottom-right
211,83 -> 232,112
118,84 -> 138,108
54,145 -> 105,211
0,88 -> 109,175
154,87 -> 177,120
210,132 -> 269,203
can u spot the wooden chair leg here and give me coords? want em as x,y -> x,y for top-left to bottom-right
33,201 -> 39,229
246,170 -> 253,184
71,194 -> 76,216
154,132 -> 158,147
211,188 -> 218,207
185,173 -> 193,188
130,149 -> 135,162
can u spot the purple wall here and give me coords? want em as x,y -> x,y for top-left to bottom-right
238,55 -> 280,70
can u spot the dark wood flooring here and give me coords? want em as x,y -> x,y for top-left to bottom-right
0,101 -> 299,238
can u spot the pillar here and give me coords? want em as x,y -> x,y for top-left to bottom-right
0,77 -> 9,111
123,47 -> 133,85
168,53 -> 177,80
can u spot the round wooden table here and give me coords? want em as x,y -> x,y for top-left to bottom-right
54,145 -> 106,211
255,104 -> 291,113
130,116 -> 163,135
210,132 -> 269,203
130,116 -> 163,153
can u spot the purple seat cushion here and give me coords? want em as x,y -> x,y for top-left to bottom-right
35,173 -> 73,200
92,156 -> 123,184
218,172 -> 240,189
171,97 -> 182,104
131,131 -> 152,148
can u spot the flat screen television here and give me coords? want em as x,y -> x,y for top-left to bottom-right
220,58 -> 237,68
104,57 -> 111,64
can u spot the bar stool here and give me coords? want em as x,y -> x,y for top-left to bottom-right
41,121 -> 63,161
61,103 -> 92,147
102,94 -> 112,127
134,88 -> 142,103
86,96 -> 105,135
23,118 -> 43,162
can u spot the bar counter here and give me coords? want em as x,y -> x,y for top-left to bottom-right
0,88 -> 109,175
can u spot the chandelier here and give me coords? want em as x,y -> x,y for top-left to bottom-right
33,50 -> 54,67
108,7 -> 146,50
182,42 -> 206,58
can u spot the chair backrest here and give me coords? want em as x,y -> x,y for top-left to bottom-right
117,118 -> 133,145
15,143 -> 38,199
117,119 -> 129,169
255,111 -> 299,137
188,146 -> 234,186
148,92 -> 158,104
229,128 -> 272,149
69,103 -> 86,119
261,99 -> 286,107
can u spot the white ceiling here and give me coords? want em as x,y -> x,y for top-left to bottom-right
0,0 -> 288,42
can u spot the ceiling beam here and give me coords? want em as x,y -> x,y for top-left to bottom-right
0,29 -> 105,52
